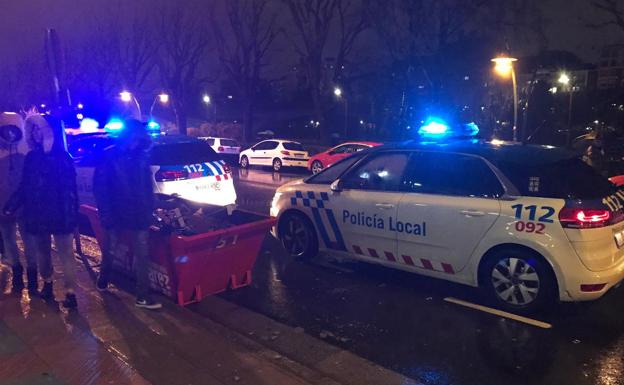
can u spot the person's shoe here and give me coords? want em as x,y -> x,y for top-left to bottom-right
62,293 -> 77,309
40,281 -> 54,301
26,268 -> 38,295
11,265 -> 24,293
95,275 -> 109,292
135,298 -> 162,310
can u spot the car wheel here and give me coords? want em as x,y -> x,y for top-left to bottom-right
279,212 -> 318,259
311,160 -> 323,174
240,155 -> 249,168
481,249 -> 556,314
272,158 -> 282,172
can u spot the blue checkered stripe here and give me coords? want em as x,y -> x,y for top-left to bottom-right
290,191 -> 330,208
290,191 -> 346,251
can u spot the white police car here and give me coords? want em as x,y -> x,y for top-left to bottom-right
270,124 -> 624,313
72,134 -> 236,208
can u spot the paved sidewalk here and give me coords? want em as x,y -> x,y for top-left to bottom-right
0,237 -> 419,385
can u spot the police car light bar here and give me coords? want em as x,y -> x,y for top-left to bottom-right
104,118 -> 124,132
418,118 -> 449,136
417,117 -> 480,140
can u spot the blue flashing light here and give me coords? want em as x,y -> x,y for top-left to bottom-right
418,117 -> 450,136
104,118 -> 124,133
465,122 -> 479,136
147,120 -> 161,131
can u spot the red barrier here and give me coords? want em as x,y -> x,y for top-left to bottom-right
79,205 -> 275,305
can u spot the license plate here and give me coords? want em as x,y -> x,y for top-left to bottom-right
295,154 -> 304,158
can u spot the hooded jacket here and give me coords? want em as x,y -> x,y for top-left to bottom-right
93,119 -> 154,230
0,112 -> 27,222
5,115 -> 78,234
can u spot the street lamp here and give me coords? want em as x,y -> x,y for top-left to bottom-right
491,56 -> 519,141
119,90 -> 142,119
334,87 -> 347,138
559,72 -> 574,146
150,93 -> 170,118
202,94 -> 217,122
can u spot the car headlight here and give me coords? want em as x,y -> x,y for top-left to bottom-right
270,192 -> 283,217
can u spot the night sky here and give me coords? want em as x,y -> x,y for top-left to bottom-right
0,0 -> 621,67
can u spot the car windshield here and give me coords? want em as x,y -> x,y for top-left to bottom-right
283,142 -> 304,151
306,153 -> 364,184
221,139 -> 239,147
150,142 -> 220,165
496,158 -> 616,199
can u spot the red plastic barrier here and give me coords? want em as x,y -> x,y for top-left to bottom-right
79,205 -> 276,305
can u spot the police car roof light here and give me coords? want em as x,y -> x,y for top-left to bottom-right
418,117 -> 449,136
104,118 -> 124,133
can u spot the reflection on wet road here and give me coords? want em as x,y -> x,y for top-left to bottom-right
227,167 -> 624,385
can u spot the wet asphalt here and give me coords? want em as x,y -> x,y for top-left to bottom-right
214,167 -> 624,385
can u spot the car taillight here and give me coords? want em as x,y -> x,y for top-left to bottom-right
218,146 -> 224,152
155,170 -> 188,182
281,150 -> 290,156
559,208 -> 611,229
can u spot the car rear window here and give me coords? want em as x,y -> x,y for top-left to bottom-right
150,142 -> 220,165
283,142 -> 304,151
221,139 -> 238,147
496,158 -> 616,199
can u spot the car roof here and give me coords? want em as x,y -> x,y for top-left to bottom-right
335,141 -> 382,147
369,139 -> 577,166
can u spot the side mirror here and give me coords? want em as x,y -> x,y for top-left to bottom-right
330,179 -> 342,192
251,147 -> 256,151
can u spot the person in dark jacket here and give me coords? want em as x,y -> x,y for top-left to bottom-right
4,115 -> 79,308
93,119 -> 161,310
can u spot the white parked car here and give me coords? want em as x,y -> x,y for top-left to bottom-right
71,135 -> 237,208
239,139 -> 309,172
199,137 -> 241,163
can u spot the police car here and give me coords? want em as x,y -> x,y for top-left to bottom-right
71,133 -> 236,208
270,122 -> 624,313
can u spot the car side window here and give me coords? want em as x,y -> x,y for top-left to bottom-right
265,141 -> 279,150
340,152 -> 410,192
206,138 -> 215,146
331,145 -> 348,154
404,152 -> 504,198
254,141 -> 269,150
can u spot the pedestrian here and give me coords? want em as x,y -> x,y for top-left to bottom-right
0,112 -> 39,294
4,114 -> 79,308
93,119 -> 162,310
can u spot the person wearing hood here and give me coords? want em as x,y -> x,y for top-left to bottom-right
93,119 -> 162,310
4,114 -> 79,308
0,112 -> 37,293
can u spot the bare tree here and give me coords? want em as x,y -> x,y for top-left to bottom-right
282,0 -> 339,142
117,16 -> 158,92
589,0 -> 624,32
156,5 -> 210,134
333,0 -> 368,83
212,0 -> 278,142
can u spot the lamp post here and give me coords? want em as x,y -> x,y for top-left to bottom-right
491,56 -> 519,141
558,72 -> 575,147
334,87 -> 348,138
150,93 -> 170,119
120,91 -> 142,119
203,94 -> 217,122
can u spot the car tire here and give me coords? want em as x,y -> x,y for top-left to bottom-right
480,248 -> 556,314
273,158 -> 282,172
311,160 -> 323,174
278,212 -> 318,259
240,155 -> 249,168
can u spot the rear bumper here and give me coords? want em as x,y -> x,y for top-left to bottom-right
282,158 -> 309,167
562,255 -> 624,301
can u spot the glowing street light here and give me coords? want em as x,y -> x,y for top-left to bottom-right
77,103 -> 84,110
334,87 -> 343,97
202,94 -> 217,122
202,94 -> 211,104
158,93 -> 170,104
491,55 -> 519,141
558,72 -> 571,86
334,87 -> 347,137
120,90 -> 142,118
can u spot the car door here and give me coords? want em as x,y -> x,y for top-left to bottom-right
396,151 -> 502,275
328,151 -> 410,265
250,141 -> 272,166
